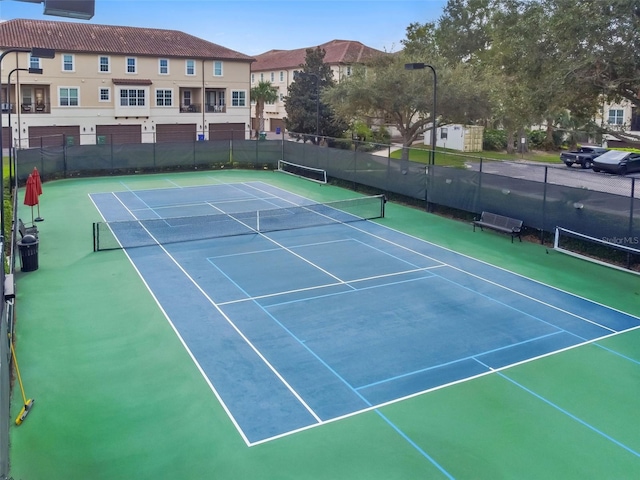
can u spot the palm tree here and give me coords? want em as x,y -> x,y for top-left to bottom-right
250,81 -> 278,137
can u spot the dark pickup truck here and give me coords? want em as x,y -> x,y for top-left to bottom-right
560,146 -> 608,169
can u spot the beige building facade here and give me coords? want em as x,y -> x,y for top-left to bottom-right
0,19 -> 254,149
250,40 -> 384,133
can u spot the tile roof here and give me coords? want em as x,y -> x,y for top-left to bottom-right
0,19 -> 254,62
251,39 -> 385,72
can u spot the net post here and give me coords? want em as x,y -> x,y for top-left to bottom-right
553,227 -> 559,250
256,210 -> 260,233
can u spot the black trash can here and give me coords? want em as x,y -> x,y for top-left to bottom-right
17,234 -> 39,272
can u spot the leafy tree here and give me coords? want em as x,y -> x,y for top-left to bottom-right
284,47 -> 348,143
250,80 -> 278,137
433,0 -> 607,150
324,51 -> 491,158
433,0 -> 494,65
543,0 -> 640,141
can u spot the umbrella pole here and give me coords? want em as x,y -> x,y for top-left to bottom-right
35,204 -> 43,222
31,206 -> 34,225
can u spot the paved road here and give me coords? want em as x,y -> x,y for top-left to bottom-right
464,160 -> 640,198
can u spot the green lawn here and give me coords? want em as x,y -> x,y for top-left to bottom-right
391,144 -> 560,166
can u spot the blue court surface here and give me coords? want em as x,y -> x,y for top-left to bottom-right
90,181 -> 640,446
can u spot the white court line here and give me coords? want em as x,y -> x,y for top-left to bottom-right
100,180 -> 640,447
110,191 -> 324,445
218,265 -> 445,307
245,182 -> 632,333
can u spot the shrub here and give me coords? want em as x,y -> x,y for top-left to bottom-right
483,129 -> 507,151
527,130 -> 547,149
371,126 -> 391,145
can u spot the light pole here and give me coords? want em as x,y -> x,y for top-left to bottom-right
294,71 -> 320,142
7,67 -> 43,187
0,47 -> 55,241
405,62 -> 437,165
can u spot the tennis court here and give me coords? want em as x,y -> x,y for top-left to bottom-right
10,171 -> 640,479
90,180 -> 640,446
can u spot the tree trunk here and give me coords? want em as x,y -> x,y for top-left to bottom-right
506,130 -> 515,154
543,118 -> 556,150
518,127 -> 528,154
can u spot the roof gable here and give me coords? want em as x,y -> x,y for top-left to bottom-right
0,19 -> 254,61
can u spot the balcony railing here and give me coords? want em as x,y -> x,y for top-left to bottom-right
180,103 -> 201,113
205,104 -> 226,113
21,102 -> 50,114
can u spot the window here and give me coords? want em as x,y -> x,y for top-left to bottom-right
270,72 -> 274,82
260,73 -> 264,81
251,73 -> 255,84
279,71 -> 284,82
231,90 -> 246,107
126,57 -> 137,74
62,54 -> 74,72
279,93 -> 284,102
440,127 -> 448,139
608,109 -> 624,125
59,87 -> 79,106
29,55 -> 41,69
99,88 -> 110,102
183,90 -> 191,106
159,59 -> 169,75
99,56 -> 110,73
186,60 -> 195,76
120,89 -> 145,106
346,66 -> 352,76
156,89 -> 172,106
213,61 -> 223,76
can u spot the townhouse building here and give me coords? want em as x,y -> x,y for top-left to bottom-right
597,99 -> 640,148
250,40 -> 385,133
0,18 -> 254,149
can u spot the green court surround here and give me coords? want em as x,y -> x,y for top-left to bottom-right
10,170 -> 640,479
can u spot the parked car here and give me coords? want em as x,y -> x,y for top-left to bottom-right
560,146 -> 608,169
592,150 -> 640,175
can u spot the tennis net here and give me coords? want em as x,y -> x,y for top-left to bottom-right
93,194 -> 386,251
277,160 -> 327,184
554,227 -> 640,274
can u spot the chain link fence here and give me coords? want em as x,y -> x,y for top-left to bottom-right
14,131 -> 638,245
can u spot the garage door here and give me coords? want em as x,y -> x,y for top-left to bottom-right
95,125 -> 141,145
270,118 -> 285,133
209,123 -> 245,141
29,126 -> 80,148
156,124 -> 196,143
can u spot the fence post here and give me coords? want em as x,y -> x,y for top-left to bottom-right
108,134 -> 112,171
541,166 -> 548,244
353,139 -> 358,192
62,134 -> 68,177
629,178 -> 636,268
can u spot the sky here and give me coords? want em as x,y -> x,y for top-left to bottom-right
0,0 -> 447,56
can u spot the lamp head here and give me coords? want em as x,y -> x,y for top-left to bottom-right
31,47 -> 56,59
405,63 -> 426,70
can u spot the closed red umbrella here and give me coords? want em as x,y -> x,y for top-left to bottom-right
32,167 -> 42,196
31,167 -> 44,221
23,174 -> 39,224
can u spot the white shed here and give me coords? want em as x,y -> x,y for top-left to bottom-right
424,124 -> 484,152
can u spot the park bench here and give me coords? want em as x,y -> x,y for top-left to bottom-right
18,218 -> 38,239
473,211 -> 522,243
